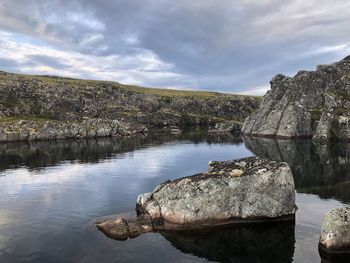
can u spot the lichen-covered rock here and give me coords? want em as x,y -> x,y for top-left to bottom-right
97,157 -> 296,240
319,207 -> 350,253
242,56 -> 350,141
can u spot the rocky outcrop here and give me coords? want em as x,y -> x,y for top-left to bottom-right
0,70 -> 260,142
242,56 -> 350,141
97,157 -> 296,240
319,207 -> 350,256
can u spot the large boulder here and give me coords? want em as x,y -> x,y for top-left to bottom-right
319,207 -> 350,256
242,56 -> 350,141
97,157 -> 296,240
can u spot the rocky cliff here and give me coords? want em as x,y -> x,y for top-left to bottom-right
242,56 -> 350,141
0,71 -> 260,141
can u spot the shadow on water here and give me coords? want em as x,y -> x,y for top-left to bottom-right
0,129 -> 242,172
243,136 -> 350,204
161,221 -> 295,263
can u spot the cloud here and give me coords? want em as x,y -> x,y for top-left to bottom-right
27,54 -> 71,70
238,86 -> 270,96
0,0 -> 350,94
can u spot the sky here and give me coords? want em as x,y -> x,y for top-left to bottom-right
1,0 -> 350,95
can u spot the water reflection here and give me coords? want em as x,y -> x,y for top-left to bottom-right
1,131 -> 349,263
0,131 -> 252,263
243,136 -> 350,204
0,130 -> 242,172
162,221 -> 295,263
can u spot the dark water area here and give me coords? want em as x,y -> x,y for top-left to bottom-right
0,130 -> 349,263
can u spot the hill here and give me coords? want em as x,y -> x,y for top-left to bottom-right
0,71 -> 260,141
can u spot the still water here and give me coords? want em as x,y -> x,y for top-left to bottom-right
0,130 -> 348,263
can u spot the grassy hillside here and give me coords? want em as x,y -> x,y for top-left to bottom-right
0,71 -> 260,100
0,70 -> 261,128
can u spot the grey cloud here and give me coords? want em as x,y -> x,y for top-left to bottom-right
27,55 -> 71,70
0,58 -> 21,72
0,0 -> 350,93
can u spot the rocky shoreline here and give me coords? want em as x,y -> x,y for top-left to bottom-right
0,117 -> 148,142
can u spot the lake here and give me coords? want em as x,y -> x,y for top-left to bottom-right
0,130 -> 348,263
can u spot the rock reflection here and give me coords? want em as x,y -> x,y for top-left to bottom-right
0,130 -> 242,171
161,221 -> 295,263
243,136 -> 350,203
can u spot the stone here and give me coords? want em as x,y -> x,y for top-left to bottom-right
319,207 -> 350,253
242,55 -> 350,141
96,218 -> 129,241
97,157 -> 296,240
211,120 -> 242,133
170,126 -> 182,135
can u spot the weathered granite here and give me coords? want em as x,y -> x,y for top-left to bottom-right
319,207 -> 350,253
97,157 -> 296,240
242,56 -> 350,141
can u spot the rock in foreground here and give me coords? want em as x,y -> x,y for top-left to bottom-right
319,207 -> 350,255
242,56 -> 350,141
97,157 -> 296,240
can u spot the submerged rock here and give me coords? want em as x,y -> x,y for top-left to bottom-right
242,56 -> 350,141
319,207 -> 350,256
97,157 -> 296,240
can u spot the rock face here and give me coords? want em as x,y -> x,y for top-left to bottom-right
319,207 -> 350,254
97,157 -> 296,240
242,56 -> 350,141
0,70 -> 260,142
